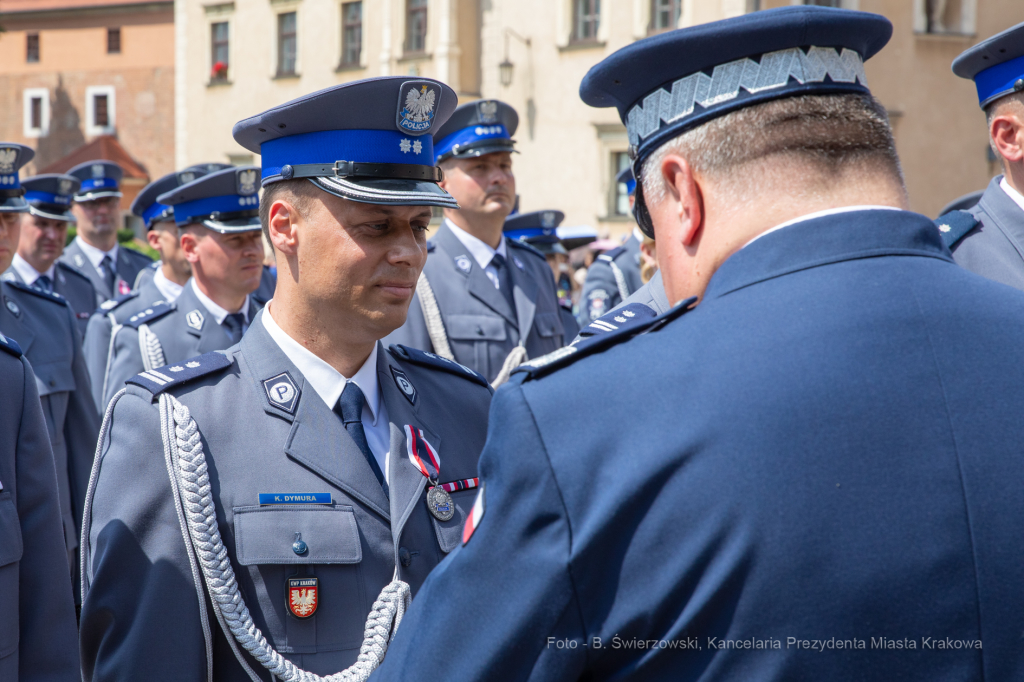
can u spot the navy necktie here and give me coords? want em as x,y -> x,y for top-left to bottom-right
335,383 -> 388,497
491,253 -> 516,310
34,275 -> 52,294
223,312 -> 246,344
100,255 -> 116,292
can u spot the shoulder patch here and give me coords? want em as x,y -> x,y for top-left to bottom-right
935,210 -> 980,250
126,351 -> 232,395
578,302 -> 658,340
123,302 -> 175,329
598,246 -> 626,262
0,331 -> 22,358
387,344 -> 489,388
99,290 -> 140,312
2,278 -> 66,305
515,296 -> 698,381
506,238 -> 545,260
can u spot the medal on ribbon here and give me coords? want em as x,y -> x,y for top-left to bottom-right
405,425 -> 455,521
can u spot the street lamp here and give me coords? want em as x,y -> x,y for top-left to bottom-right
500,28 -> 530,88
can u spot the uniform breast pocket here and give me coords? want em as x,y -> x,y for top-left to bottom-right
430,489 -> 478,554
0,492 -> 24,660
233,505 -> 365,653
31,360 -> 76,399
534,311 -> 564,339
446,314 -> 507,341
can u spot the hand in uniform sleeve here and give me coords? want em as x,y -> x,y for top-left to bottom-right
11,355 -> 80,681
371,379 -> 586,682
82,312 -> 115,414
382,291 -> 435,353
80,390 -> 208,682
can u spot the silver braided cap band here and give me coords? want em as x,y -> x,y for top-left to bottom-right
311,176 -> 460,209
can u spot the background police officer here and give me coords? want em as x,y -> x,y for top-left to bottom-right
82,77 -> 493,681
385,99 -> 565,386
61,160 -> 153,304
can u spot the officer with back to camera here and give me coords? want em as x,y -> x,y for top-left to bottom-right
938,21 -> 1024,289
94,166 -> 266,410
0,143 -> 100,610
2,174 -> 97,336
372,7 -> 1024,681
81,77 -> 493,681
385,99 -> 565,386
61,160 -> 153,305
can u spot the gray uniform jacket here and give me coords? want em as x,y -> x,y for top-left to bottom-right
950,176 -> 1024,291
81,314 -> 493,680
385,222 -> 565,384
0,280 -> 100,600
616,268 -> 669,315
61,239 -> 154,306
99,282 -> 262,409
578,233 -> 643,326
132,260 -> 159,290
0,336 -> 80,681
2,262 -> 97,338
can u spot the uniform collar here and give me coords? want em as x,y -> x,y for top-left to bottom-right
260,301 -> 382,424
74,235 -> 118,268
444,218 -> 508,269
153,267 -> 184,302
10,253 -> 55,284
743,205 -> 902,249
998,176 -> 1024,214
190,277 -> 249,325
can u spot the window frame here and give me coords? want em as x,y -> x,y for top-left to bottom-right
913,0 -> 975,36
648,0 -> 681,35
85,85 -> 116,136
22,88 -> 50,138
211,21 -> 230,81
611,151 -> 632,217
572,0 -> 601,43
340,1 -> 363,67
277,11 -> 298,77
107,27 -> 122,54
26,33 -> 40,63
404,0 -> 428,55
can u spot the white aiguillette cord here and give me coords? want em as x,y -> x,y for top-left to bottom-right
158,393 -> 411,682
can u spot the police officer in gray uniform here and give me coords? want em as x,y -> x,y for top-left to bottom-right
578,166 -> 645,326
61,160 -> 154,305
96,166 -> 266,409
81,77 -> 493,681
385,100 -> 565,386
0,331 -> 80,681
0,143 -> 100,607
3,174 -> 97,336
937,21 -> 1024,289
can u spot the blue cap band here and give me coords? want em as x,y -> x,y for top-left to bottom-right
172,193 -> 260,225
505,227 -> 559,242
434,124 -> 510,162
25,190 -> 71,206
974,52 -> 1024,107
1,175 -> 20,190
142,201 -> 172,226
624,178 -> 636,196
260,129 -> 436,183
79,177 -> 119,191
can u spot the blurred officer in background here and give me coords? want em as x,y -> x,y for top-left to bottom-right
2,174 -> 96,336
385,100 -> 565,387
62,160 -> 153,305
372,7 -> 1024,681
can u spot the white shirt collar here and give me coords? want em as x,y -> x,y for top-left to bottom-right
190,278 -> 249,326
632,226 -> 645,243
153,267 -> 184,302
445,218 -> 508,269
743,205 -> 903,249
999,177 -> 1024,213
261,302 -> 382,423
74,235 -> 118,268
11,253 -> 54,284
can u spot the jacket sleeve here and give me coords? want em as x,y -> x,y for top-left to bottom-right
15,355 -> 80,681
82,313 -> 114,414
578,260 -> 620,327
80,389 -> 209,682
371,381 -> 586,682
66,308 -> 101,537
101,326 -> 146,411
382,291 -> 435,353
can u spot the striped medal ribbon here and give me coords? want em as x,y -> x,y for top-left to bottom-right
404,425 -> 455,521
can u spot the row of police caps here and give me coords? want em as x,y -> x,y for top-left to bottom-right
3,6 -> 1022,237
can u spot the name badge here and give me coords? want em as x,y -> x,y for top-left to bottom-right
258,493 -> 332,505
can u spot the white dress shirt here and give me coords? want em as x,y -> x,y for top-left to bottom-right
446,219 -> 510,290
10,253 -> 55,287
190,278 -> 249,325
744,205 -> 903,249
261,302 -> 391,481
74,236 -> 119,278
152,267 -> 184,302
999,177 -> 1024,213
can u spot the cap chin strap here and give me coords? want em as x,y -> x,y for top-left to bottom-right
280,160 -> 443,183
631,158 -> 656,239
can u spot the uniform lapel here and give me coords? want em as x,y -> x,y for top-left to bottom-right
174,283 -> 230,353
506,243 -> 538,342
434,222 -> 517,326
64,241 -> 112,302
0,285 -> 36,354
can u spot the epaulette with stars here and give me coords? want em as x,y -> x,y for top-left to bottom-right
126,351 -> 233,395
122,302 -> 175,329
98,290 -> 140,313
597,246 -> 626,262
577,302 -> 658,340
1,278 -> 67,305
387,344 -> 490,388
514,296 -> 698,381
935,210 -> 979,250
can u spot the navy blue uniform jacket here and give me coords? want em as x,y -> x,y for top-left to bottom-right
372,209 -> 1024,681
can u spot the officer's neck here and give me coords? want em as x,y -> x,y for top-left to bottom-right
18,247 -> 55,277
161,258 -> 191,286
443,210 -> 504,250
266,298 -> 374,379
1002,160 -> 1024,198
192,274 -> 247,315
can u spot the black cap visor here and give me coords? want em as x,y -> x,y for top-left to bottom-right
0,195 -> 29,213
28,203 -> 76,223
439,139 -> 518,163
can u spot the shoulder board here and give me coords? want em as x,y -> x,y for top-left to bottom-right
506,239 -> 545,259
126,351 -> 232,395
99,290 -> 140,312
577,302 -> 658,340
598,246 -> 626,262
426,240 -> 437,253
122,302 -> 175,329
2,278 -> 66,305
935,210 -> 979,250
387,344 -> 489,388
515,296 -> 697,381
0,331 -> 22,358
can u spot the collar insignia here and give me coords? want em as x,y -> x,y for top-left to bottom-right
390,367 -> 417,404
455,255 -> 472,274
186,309 -> 205,331
262,371 -> 300,413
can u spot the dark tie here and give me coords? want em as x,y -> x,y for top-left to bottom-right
34,275 -> 52,294
491,253 -> 516,311
222,312 -> 246,344
100,255 -> 116,292
335,383 -> 388,496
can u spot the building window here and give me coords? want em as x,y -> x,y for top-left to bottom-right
613,151 -> 631,216
649,0 -> 681,33
746,0 -> 761,10
23,88 -> 50,138
573,0 -> 601,42
26,33 -> 40,63
405,0 -> 428,54
211,22 -> 230,81
341,2 -> 362,66
85,85 -> 116,136
277,12 -> 298,76
915,0 -> 975,35
804,0 -> 841,5
107,27 -> 121,53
